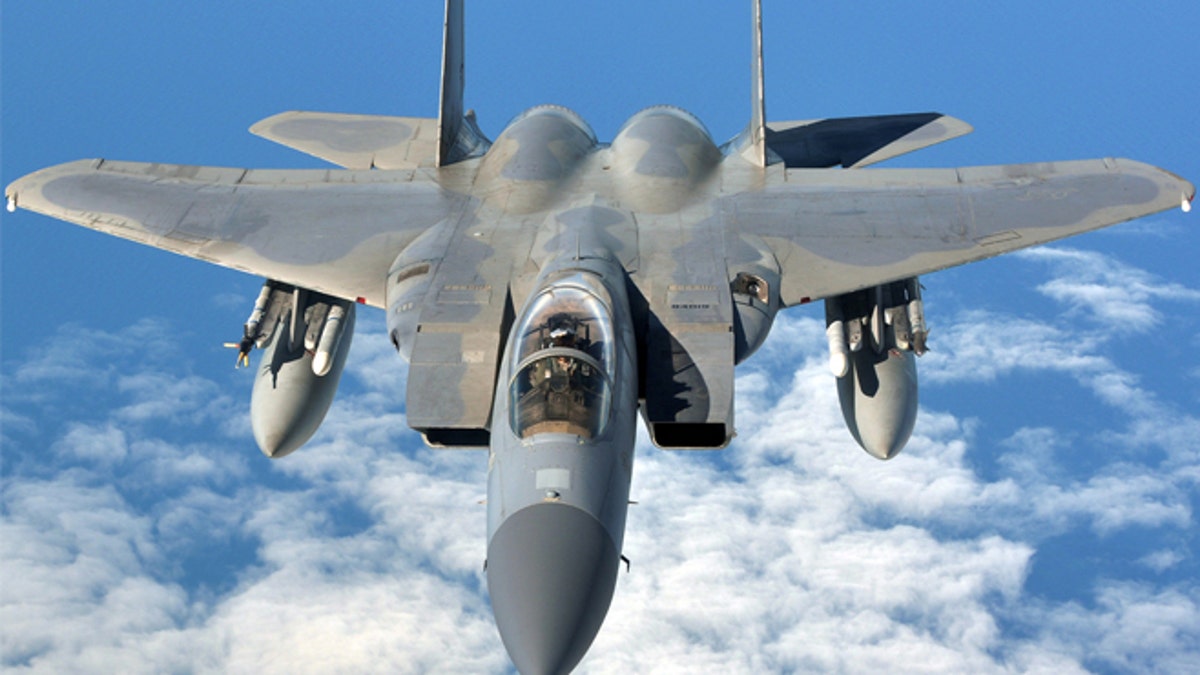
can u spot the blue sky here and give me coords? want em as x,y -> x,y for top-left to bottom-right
3,1 -> 1198,672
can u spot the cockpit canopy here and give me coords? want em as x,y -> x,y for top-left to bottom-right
509,275 -> 615,439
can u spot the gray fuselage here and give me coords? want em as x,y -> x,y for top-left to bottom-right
486,254 -> 638,675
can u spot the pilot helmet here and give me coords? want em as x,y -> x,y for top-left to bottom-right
549,325 -> 576,347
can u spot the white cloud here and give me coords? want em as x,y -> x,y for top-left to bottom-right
922,310 -> 1110,385
1093,217 -> 1184,240
1139,549 -> 1185,573
1032,583 -> 1200,674
11,320 -> 179,393
1016,247 -> 1200,333
924,250 -> 1200,471
3,251 -> 1198,673
209,290 -> 250,312
113,371 -> 232,425
0,480 -> 181,671
1026,471 -> 1191,535
53,423 -> 129,465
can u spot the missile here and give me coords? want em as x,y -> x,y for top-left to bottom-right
888,304 -> 912,352
869,291 -> 885,354
826,319 -> 850,378
302,302 -> 329,353
906,278 -> 928,355
226,280 -> 292,367
224,337 -> 255,368
825,299 -> 850,378
846,314 -> 863,352
312,303 -> 352,377
244,283 -> 275,345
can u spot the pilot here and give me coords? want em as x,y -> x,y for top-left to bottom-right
554,355 -> 576,376
531,358 -> 553,385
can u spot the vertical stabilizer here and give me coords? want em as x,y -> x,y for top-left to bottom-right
437,0 -> 466,167
745,0 -> 768,167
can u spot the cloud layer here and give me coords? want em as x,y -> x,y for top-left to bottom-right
3,248 -> 1198,673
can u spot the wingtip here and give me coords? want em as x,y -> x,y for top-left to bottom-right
6,174 -> 30,209
1110,159 -> 1195,214
4,159 -> 108,215
5,175 -> 32,213
248,110 -> 294,137
1164,170 -> 1195,213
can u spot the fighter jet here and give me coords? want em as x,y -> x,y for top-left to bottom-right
5,1 -> 1193,673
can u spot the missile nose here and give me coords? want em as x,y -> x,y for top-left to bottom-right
487,503 -> 620,675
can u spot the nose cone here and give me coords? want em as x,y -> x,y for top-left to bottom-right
487,503 -> 620,675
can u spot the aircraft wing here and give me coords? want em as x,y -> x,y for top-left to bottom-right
5,159 -> 461,307
727,158 -> 1194,306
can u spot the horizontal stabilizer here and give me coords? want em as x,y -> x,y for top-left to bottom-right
250,111 -> 443,170
766,113 -> 973,168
